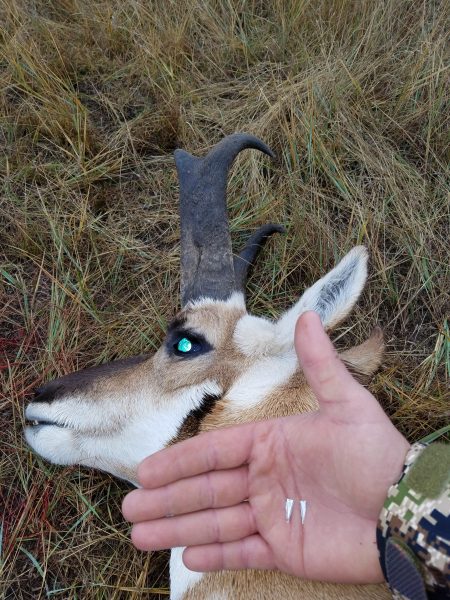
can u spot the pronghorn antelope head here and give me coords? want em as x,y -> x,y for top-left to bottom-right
24,134 -> 386,599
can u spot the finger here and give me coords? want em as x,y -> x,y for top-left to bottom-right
182,535 -> 274,572
123,466 -> 249,522
137,422 -> 255,489
131,503 -> 256,551
295,311 -> 375,412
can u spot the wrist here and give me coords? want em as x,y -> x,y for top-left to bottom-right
377,442 -> 450,599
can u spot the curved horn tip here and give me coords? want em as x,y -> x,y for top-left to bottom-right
208,132 -> 276,161
266,224 -> 286,235
173,133 -> 276,164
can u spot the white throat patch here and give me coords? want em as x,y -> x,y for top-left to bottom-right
169,547 -> 203,600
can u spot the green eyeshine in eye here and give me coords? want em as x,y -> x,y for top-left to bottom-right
177,337 -> 192,353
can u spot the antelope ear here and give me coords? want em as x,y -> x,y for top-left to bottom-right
275,246 -> 368,349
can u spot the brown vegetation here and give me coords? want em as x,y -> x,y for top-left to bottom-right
1,0 -> 448,597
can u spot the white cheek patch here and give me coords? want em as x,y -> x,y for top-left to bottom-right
227,351 -> 298,410
25,380 -> 223,483
233,314 -> 278,357
231,315 -> 299,411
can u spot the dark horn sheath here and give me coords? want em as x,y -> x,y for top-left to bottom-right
234,223 -> 286,293
175,133 -> 276,306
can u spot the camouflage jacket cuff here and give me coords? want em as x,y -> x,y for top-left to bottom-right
376,442 -> 450,600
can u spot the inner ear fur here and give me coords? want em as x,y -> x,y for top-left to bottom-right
274,246 -> 369,350
339,327 -> 384,384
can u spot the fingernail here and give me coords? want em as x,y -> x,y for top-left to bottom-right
300,500 -> 307,524
285,498 -> 294,522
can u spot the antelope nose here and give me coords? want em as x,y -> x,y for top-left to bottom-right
33,383 -> 61,404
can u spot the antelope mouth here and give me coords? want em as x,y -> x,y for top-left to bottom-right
26,419 -> 68,428
25,403 -> 71,430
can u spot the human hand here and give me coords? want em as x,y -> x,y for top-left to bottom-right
122,311 -> 410,584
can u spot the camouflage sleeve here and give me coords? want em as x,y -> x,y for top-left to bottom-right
376,442 -> 450,600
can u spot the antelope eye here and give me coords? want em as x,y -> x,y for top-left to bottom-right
177,337 -> 193,353
173,335 -> 203,356
166,327 -> 211,357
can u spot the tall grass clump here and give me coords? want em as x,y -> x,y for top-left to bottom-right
1,0 -> 448,597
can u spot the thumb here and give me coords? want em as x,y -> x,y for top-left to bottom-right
295,311 -> 381,419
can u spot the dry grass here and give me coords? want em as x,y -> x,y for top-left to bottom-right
1,0 -> 449,597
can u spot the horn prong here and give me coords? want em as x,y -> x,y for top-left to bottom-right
234,224 -> 286,294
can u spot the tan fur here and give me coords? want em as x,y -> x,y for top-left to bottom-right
201,330 -> 384,430
184,570 -> 391,600
341,328 -> 385,384
153,303 -> 248,396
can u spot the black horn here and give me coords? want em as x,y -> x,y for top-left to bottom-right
234,223 -> 286,294
175,133 -> 277,306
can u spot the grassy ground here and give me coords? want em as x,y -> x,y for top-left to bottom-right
1,0 -> 448,597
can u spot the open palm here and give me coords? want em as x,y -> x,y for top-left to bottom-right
122,312 -> 410,584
